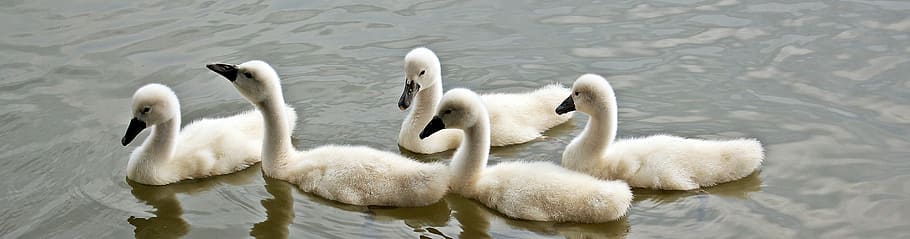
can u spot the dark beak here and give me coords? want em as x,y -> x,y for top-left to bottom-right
398,79 -> 419,111
555,96 -> 576,115
206,63 -> 239,82
419,116 -> 446,139
121,118 -> 147,146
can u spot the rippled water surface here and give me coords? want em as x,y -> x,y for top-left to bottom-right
2,0 -> 909,238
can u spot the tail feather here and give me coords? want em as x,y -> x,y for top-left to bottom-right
724,138 -> 765,173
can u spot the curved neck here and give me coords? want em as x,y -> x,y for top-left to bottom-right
256,91 -> 293,176
138,115 -> 180,164
451,112 -> 490,191
567,101 -> 617,161
584,111 -> 616,151
400,78 -> 443,141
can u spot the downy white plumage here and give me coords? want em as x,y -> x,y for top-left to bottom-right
420,88 -> 632,223
207,60 -> 449,207
398,47 -> 573,154
121,83 -> 297,185
556,74 -> 765,190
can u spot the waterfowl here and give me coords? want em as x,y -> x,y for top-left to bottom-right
556,74 -> 765,190
121,84 -> 297,185
420,88 -> 632,223
207,60 -> 449,207
398,47 -> 573,154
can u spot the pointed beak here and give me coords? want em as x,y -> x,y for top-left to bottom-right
398,79 -> 419,111
206,63 -> 238,82
555,96 -> 576,115
419,116 -> 445,139
121,118 -> 147,146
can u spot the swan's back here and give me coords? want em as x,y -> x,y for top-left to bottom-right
481,84 -> 574,146
607,135 -> 764,190
287,145 -> 450,207
469,161 -> 632,223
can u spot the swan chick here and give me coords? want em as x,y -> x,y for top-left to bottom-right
421,88 -> 632,223
121,83 -> 297,185
556,74 -> 765,190
207,60 -> 450,207
398,47 -> 573,154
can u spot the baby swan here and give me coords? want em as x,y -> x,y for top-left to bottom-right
556,74 -> 765,190
420,88 -> 632,223
121,84 -> 297,185
398,47 -> 573,154
207,60 -> 449,207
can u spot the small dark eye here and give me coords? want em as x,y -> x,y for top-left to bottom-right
419,70 -> 426,76
574,91 -> 580,96
443,109 -> 452,114
142,107 -> 151,113
244,72 -> 253,78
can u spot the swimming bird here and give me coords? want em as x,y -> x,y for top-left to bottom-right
121,84 -> 297,185
420,88 -> 632,223
556,74 -> 765,190
398,47 -> 573,154
207,60 -> 449,207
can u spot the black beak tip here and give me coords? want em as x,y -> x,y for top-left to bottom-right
418,126 -> 433,139
419,116 -> 445,139
121,118 -> 147,146
398,80 -> 417,111
206,63 -> 238,82
555,96 -> 576,115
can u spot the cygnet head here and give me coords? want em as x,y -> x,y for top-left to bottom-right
399,47 -> 442,110
419,88 -> 484,139
121,83 -> 180,146
206,60 -> 281,104
555,74 -> 616,116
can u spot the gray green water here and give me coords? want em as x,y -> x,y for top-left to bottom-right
2,0 -> 909,238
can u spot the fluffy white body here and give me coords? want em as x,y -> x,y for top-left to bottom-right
559,74 -> 765,190
398,48 -> 573,154
208,60 -> 449,207
288,145 -> 450,206
122,84 -> 297,185
423,88 -> 632,223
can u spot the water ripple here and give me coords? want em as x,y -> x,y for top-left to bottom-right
1,0 -> 909,238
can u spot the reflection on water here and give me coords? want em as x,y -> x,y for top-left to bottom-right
127,181 -> 189,239
368,199 -> 452,229
634,171 -> 764,205
1,0 -> 909,237
127,165 -> 259,238
446,196 -> 630,239
288,184 -> 454,238
448,196 -> 492,239
250,177 -> 294,239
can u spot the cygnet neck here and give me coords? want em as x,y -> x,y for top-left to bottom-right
585,106 -> 617,151
568,95 -> 618,162
130,113 -> 180,180
255,85 -> 293,177
451,107 -> 491,192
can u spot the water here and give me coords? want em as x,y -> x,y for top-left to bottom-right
1,0 -> 908,238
